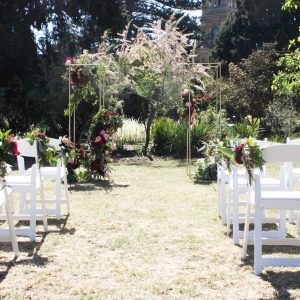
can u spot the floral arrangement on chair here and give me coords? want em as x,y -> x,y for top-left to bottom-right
26,129 -> 57,166
0,130 -> 20,178
216,137 -> 264,184
195,134 -> 264,184
59,136 -> 76,161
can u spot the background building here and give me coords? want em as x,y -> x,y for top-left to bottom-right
199,0 -> 236,62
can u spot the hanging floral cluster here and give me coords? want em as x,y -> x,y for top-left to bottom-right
87,109 -> 123,178
65,109 -> 123,182
0,130 -> 20,178
180,89 -> 213,124
65,56 -> 89,90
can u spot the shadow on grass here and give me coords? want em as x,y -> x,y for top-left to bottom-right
261,270 -> 300,299
0,215 -> 72,283
69,180 -> 129,192
241,245 -> 300,299
0,233 -> 49,284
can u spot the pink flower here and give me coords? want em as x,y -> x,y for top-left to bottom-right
180,89 -> 189,98
65,57 -> 73,65
99,130 -> 109,143
95,136 -> 102,143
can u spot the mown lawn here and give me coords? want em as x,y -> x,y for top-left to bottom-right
1,159 -> 300,299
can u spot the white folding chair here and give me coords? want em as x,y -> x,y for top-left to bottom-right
4,140 -> 48,242
19,138 -> 70,220
218,163 -> 246,225
285,138 -> 300,223
0,179 -> 19,256
242,144 -> 300,275
39,138 -> 70,220
227,165 -> 285,245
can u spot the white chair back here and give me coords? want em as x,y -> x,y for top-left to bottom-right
262,145 -> 300,164
17,140 -> 38,158
255,139 -> 282,148
286,138 -> 300,145
16,140 -> 38,175
49,137 -> 62,151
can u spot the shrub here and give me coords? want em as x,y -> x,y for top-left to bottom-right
151,117 -> 211,158
230,116 -> 261,138
193,159 -> 217,182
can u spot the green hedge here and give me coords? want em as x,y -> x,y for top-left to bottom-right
151,117 -> 211,158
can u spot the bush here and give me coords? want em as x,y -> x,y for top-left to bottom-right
193,159 -> 217,182
151,117 -> 210,158
230,116 -> 261,138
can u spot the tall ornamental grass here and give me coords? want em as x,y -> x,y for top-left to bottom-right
117,118 -> 146,145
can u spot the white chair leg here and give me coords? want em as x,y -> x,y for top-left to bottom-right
39,181 -> 48,232
226,188 -> 232,236
5,198 -> 20,256
296,211 -> 300,234
29,190 -> 36,242
279,210 -> 286,239
233,190 -> 239,245
242,189 -> 252,260
55,177 -> 61,220
254,185 -> 263,275
220,178 -> 227,225
63,172 -> 70,215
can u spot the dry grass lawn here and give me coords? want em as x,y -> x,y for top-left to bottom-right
1,159 -> 300,299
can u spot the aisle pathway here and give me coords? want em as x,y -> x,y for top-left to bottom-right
0,160 -> 298,299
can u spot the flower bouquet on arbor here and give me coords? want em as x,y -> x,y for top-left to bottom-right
0,129 -> 20,178
87,109 -> 123,179
180,89 -> 213,125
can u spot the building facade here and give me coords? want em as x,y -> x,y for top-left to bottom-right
199,0 -> 236,62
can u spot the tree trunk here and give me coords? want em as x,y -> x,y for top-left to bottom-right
143,105 -> 156,156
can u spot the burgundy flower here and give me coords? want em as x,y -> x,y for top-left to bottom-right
91,158 -> 101,171
221,132 -> 227,141
233,143 -> 245,165
36,132 -> 46,138
180,89 -> 189,99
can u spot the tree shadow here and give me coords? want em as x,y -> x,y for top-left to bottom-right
69,180 -> 129,192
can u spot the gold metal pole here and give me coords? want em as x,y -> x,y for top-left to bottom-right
68,66 -> 71,139
73,109 -> 76,142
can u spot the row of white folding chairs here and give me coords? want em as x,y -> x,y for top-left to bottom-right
0,138 -> 70,254
218,141 -> 300,274
241,144 -> 300,275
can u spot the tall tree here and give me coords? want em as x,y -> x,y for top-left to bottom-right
125,0 -> 202,40
212,0 -> 300,65
0,0 -> 48,131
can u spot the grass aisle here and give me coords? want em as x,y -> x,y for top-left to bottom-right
0,160 -> 299,299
